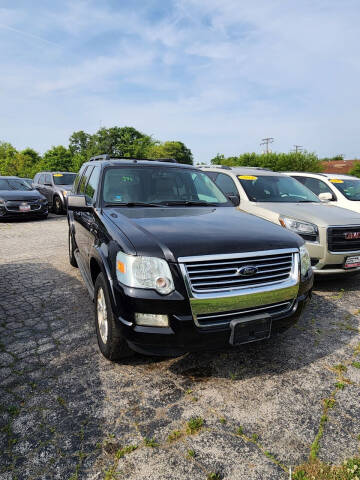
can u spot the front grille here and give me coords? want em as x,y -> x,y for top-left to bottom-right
5,200 -> 41,212
328,226 -> 360,252
182,250 -> 296,293
195,301 -> 294,327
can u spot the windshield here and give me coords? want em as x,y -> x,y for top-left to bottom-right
238,175 -> 320,203
102,167 -> 230,206
0,178 -> 33,191
53,173 -> 76,185
329,178 -> 360,201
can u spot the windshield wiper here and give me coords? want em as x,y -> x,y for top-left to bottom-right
105,201 -> 164,207
159,200 -> 219,206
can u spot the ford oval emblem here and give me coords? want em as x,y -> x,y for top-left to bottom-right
237,265 -> 258,276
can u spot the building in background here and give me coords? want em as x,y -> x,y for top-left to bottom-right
321,159 -> 360,174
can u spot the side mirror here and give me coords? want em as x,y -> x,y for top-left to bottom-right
319,192 -> 333,202
227,194 -> 240,206
67,194 -> 92,212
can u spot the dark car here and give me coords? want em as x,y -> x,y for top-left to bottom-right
67,155 -> 313,361
33,171 -> 77,214
0,176 -> 48,220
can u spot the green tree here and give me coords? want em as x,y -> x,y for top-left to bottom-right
39,145 -> 74,172
15,148 -> 42,178
148,141 -> 193,165
0,142 -> 18,175
349,161 -> 360,178
92,126 -> 153,158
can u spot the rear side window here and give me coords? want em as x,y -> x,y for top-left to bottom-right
85,166 -> 101,204
38,174 -> 45,185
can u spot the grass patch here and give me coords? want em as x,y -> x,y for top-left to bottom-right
335,382 -> 346,390
186,417 -> 204,434
310,414 -> 327,460
168,430 -> 183,442
207,473 -> 221,480
293,457 -> 360,479
324,398 -> 336,409
219,417 -> 226,425
235,426 -> 244,436
187,449 -> 195,458
143,437 -> 159,448
352,361 -> 360,369
333,364 -> 347,373
115,444 -> 137,459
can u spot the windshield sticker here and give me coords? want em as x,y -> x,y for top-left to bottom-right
53,174 -> 63,177
238,175 -> 258,181
329,179 -> 344,183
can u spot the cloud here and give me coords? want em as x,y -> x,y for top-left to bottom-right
0,0 -> 360,160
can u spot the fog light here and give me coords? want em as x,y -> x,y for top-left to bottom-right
134,313 -> 169,327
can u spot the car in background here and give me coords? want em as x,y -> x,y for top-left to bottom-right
201,166 -> 360,275
33,171 -> 77,214
0,176 -> 48,220
286,172 -> 360,214
66,155 -> 313,361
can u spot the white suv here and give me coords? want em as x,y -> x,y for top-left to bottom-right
201,166 -> 360,275
286,172 -> 360,214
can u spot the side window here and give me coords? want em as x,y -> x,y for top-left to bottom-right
215,173 -> 238,195
205,171 -> 218,181
44,174 -> 52,185
85,167 -> 101,204
78,166 -> 92,194
73,166 -> 85,193
294,176 -> 333,196
38,174 -> 45,185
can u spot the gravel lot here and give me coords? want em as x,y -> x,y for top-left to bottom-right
1,215 -> 360,480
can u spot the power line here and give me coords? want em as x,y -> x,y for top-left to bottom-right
260,137 -> 274,154
292,145 -> 303,153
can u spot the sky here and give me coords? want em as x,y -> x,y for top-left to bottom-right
1,0 -> 360,163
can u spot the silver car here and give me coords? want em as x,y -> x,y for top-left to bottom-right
33,172 -> 77,214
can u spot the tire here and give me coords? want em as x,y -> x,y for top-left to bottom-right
68,230 -> 78,268
53,195 -> 63,215
94,273 -> 133,361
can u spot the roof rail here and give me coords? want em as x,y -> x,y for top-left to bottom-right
89,154 -> 177,163
200,164 -> 232,170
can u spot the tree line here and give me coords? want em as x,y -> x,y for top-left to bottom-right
0,126 -> 193,178
211,152 -> 360,177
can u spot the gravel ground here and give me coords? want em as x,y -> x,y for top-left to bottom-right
0,215 -> 360,480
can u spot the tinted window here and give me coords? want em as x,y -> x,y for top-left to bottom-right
78,167 -> 92,194
215,173 -> 238,195
37,174 -> 45,185
45,174 -> 52,185
294,176 -> 333,196
328,178 -> 360,201
102,167 -> 229,205
85,167 -> 101,204
53,173 -> 77,185
238,175 -> 320,203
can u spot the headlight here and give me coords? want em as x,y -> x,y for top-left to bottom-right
62,190 -> 68,197
279,216 -> 318,238
299,245 -> 311,276
0,197 -> 5,206
116,252 -> 174,295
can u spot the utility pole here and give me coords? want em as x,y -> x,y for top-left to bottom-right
292,145 -> 303,153
260,137 -> 274,154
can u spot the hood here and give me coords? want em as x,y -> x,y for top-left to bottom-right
0,189 -> 45,201
251,202 -> 360,227
104,206 -> 303,261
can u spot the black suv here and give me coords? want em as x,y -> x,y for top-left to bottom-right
33,171 -> 77,214
67,155 -> 313,360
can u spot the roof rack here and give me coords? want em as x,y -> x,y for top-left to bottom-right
200,165 -> 232,170
89,154 -> 177,163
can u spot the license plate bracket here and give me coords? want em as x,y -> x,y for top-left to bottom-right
229,313 -> 272,346
344,255 -> 360,269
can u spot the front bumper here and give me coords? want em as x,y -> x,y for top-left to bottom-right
0,204 -> 48,219
112,269 -> 313,356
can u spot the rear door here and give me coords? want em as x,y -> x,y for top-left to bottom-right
43,174 -> 53,204
72,166 -> 93,266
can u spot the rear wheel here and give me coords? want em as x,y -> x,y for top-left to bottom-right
68,230 -> 78,267
53,195 -> 63,214
94,273 -> 132,361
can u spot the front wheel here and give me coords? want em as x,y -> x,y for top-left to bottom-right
53,195 -> 63,214
94,273 -> 132,361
